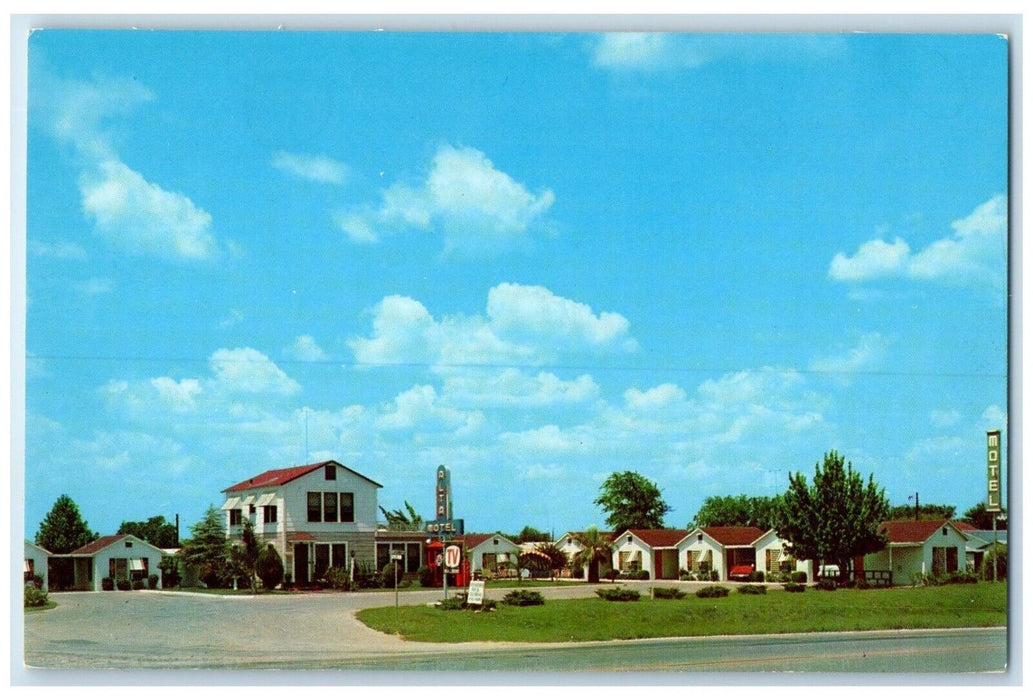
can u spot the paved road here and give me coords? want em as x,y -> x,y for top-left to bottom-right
21,584 -> 1008,674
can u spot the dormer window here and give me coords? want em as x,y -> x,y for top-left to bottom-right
325,464 -> 336,480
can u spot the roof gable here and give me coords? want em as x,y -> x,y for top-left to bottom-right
69,534 -> 165,556
700,526 -> 766,546
224,459 -> 383,493
878,520 -> 968,544
620,529 -> 691,548
458,533 -> 519,550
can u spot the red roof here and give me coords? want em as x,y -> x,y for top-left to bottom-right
625,529 -> 691,547
700,526 -> 766,546
70,534 -> 130,555
455,533 -> 517,549
954,521 -> 977,531
878,519 -> 963,544
224,460 -> 382,492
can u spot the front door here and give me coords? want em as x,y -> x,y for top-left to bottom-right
294,543 -> 309,585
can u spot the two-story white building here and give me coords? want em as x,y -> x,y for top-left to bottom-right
221,460 -> 382,585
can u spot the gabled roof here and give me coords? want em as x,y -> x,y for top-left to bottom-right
456,533 -> 519,550
700,526 -> 767,546
223,459 -> 383,493
68,534 -> 164,556
621,529 -> 691,548
555,531 -> 616,545
877,519 -> 968,544
25,539 -> 53,556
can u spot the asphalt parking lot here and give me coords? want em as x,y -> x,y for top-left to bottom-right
22,584 -> 610,670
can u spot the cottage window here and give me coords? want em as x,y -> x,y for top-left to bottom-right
264,505 -> 277,524
307,492 -> 321,522
323,492 -> 339,522
229,509 -> 242,526
325,464 -> 336,480
340,492 -> 355,522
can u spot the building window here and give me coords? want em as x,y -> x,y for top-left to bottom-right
933,547 -> 959,575
323,492 -> 339,522
125,541 -> 133,548
264,505 -> 277,524
340,492 -> 354,522
325,464 -> 336,480
307,492 -> 321,522
229,509 -> 242,526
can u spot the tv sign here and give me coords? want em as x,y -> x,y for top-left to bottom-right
987,430 -> 1002,512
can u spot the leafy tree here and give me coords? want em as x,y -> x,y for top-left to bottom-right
36,494 -> 98,554
378,501 -> 425,531
885,502 -> 956,522
532,542 -> 569,580
962,502 -> 1007,530
515,525 -> 551,543
691,494 -> 784,531
117,515 -> 179,548
227,518 -> 261,593
594,471 -> 671,532
159,554 -> 181,588
774,451 -> 889,583
570,527 -> 614,583
179,506 -> 230,588
256,545 -> 285,590
982,542 -> 1007,581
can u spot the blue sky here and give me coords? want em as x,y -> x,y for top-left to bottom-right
23,30 -> 1009,540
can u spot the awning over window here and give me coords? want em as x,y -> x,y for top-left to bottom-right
255,493 -> 276,507
221,496 -> 241,510
240,495 -> 256,507
778,548 -> 789,562
129,559 -> 146,571
698,549 -> 712,562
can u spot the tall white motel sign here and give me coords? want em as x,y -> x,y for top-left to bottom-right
987,430 -> 1002,512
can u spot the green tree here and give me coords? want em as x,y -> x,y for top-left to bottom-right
35,494 -> 98,554
885,502 -> 956,521
179,506 -> 230,588
570,527 -> 614,583
691,494 -> 784,531
256,545 -> 285,589
594,471 -> 671,533
962,502 -> 1007,530
378,501 -> 425,531
227,518 -> 261,593
775,451 -> 889,582
515,525 -> 551,543
532,541 -> 569,580
117,515 -> 179,548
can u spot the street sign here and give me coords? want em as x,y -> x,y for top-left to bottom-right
444,545 -> 461,571
467,580 -> 485,606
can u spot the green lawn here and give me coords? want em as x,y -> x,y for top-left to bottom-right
356,583 -> 1007,643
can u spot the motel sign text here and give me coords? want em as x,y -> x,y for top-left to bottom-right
987,430 -> 1001,512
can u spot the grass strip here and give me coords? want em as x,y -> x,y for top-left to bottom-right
356,583 -> 1007,644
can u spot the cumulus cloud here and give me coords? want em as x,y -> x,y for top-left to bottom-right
28,239 -> 88,260
34,66 -> 220,261
348,283 -> 637,369
338,144 -> 554,255
828,195 -> 1006,288
79,159 -> 217,260
285,335 -> 328,362
271,151 -> 348,184
809,332 -> 889,376
209,348 -> 301,395
442,369 -> 599,407
592,33 -> 845,73
375,385 -> 483,435
624,383 -> 687,410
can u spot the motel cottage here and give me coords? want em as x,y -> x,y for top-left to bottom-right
65,534 -> 167,591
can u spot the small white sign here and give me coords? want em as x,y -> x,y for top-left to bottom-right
444,545 -> 462,569
467,580 -> 485,606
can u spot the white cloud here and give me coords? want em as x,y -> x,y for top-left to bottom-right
375,385 -> 483,434
982,405 -> 1007,428
624,383 -> 687,410
29,239 -> 88,260
442,369 -> 599,407
828,238 -> 910,281
271,151 -> 348,184
809,332 -> 889,375
286,335 -> 328,362
338,144 -> 554,255
149,377 -> 203,412
209,347 -> 301,395
348,284 -> 637,368
79,159 -> 217,260
829,195 -> 1006,288
72,277 -> 114,296
930,409 -> 961,428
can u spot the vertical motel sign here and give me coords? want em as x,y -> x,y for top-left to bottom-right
425,464 -> 464,538
987,430 -> 1002,512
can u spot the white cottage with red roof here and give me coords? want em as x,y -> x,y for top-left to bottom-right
612,529 -> 691,580
221,460 -> 382,585
862,519 -> 971,585
678,526 -> 767,581
67,534 -> 166,591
